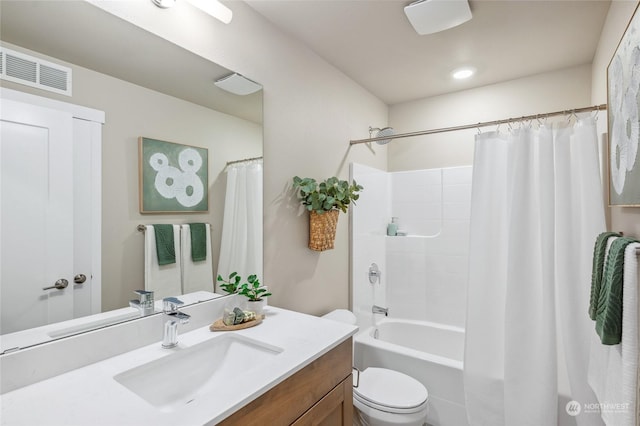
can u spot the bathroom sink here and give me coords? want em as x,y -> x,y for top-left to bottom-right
113,333 -> 283,412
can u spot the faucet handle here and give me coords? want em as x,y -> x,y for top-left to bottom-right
134,290 -> 154,303
130,290 -> 155,316
163,297 -> 184,313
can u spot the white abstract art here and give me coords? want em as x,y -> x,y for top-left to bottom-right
139,137 -> 208,213
608,3 -> 640,206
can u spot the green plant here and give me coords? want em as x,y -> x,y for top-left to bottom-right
292,176 -> 363,214
238,274 -> 272,301
217,272 -> 241,294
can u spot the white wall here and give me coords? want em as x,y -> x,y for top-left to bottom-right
388,64 -> 592,172
90,0 -> 388,315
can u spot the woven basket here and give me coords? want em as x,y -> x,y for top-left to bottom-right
308,209 -> 339,251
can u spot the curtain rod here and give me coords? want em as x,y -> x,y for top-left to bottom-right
226,155 -> 263,166
350,104 -> 608,145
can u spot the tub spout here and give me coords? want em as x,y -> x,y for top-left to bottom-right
372,305 -> 388,316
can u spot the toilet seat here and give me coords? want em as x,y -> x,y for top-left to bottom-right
353,367 -> 429,414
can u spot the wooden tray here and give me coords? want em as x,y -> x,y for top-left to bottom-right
209,317 -> 263,332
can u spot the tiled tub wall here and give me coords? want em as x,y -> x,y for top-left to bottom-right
351,164 -> 472,329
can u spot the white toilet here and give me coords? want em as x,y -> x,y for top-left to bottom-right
322,309 -> 429,426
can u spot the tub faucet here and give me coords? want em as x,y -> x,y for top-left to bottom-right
129,290 -> 154,317
162,297 -> 190,349
372,305 -> 388,316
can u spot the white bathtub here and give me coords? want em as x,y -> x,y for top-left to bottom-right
353,318 -> 468,426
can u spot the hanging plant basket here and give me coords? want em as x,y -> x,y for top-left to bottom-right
308,209 -> 339,251
292,176 -> 363,252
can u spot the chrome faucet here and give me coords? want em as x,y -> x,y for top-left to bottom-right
129,290 -> 155,317
372,305 -> 388,316
162,297 -> 190,349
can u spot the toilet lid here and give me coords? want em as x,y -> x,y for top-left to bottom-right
354,368 -> 428,413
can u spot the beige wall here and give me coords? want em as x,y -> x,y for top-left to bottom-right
388,64 -> 593,171
1,43 -> 262,311
591,0 -> 640,237
91,0 -> 388,315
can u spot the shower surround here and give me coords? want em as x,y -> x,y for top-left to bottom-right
350,163 -> 472,329
350,163 -> 472,426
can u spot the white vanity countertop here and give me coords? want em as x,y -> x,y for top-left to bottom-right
0,306 -> 357,426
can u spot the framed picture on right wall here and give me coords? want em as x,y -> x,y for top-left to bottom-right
607,1 -> 640,206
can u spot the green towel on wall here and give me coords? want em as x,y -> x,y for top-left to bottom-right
589,231 -> 621,320
190,223 -> 207,262
153,224 -> 176,266
595,236 -> 638,345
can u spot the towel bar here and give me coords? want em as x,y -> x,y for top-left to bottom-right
137,223 -> 210,232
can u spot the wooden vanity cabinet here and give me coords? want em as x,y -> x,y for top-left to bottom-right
217,337 -> 353,426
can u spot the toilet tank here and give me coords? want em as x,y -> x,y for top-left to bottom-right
322,309 -> 357,325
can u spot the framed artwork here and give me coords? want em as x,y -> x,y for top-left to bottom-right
138,137 -> 208,213
607,2 -> 640,206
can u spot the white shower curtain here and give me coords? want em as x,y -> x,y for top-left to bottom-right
217,161 -> 263,283
464,116 -> 606,426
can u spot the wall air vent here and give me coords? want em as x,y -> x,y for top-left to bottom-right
0,47 -> 72,96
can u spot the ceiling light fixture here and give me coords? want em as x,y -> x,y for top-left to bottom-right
187,0 -> 233,24
151,0 -> 176,8
404,0 -> 472,36
151,0 -> 232,24
452,67 -> 476,80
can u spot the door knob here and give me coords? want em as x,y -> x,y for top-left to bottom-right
43,279 -> 69,291
74,274 -> 87,284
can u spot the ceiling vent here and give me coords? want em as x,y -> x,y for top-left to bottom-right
0,47 -> 72,96
404,0 -> 472,35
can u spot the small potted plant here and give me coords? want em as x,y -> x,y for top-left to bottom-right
216,272 -> 242,294
238,274 -> 271,316
292,176 -> 363,251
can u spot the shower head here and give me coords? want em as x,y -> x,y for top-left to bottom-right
369,126 -> 396,145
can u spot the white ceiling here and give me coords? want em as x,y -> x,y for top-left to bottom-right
0,1 -> 612,113
246,0 -> 612,105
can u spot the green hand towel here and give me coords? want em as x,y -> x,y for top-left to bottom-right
153,224 -> 176,266
589,231 -> 621,320
595,236 -> 638,345
189,223 -> 207,262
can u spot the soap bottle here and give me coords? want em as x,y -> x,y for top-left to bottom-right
387,217 -> 398,236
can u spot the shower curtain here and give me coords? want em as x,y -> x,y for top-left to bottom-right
217,161 -> 263,283
464,116 -> 606,426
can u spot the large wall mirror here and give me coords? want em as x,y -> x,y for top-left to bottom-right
0,0 -> 263,352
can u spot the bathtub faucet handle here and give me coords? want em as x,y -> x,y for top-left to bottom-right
369,263 -> 381,284
372,305 -> 388,316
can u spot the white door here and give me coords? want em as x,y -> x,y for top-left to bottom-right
71,118 -> 102,319
0,98 -> 74,334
